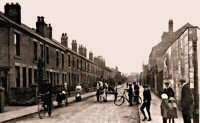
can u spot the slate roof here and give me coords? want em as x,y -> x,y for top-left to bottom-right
0,11 -> 108,68
151,23 -> 194,58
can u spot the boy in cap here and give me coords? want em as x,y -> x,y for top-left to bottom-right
179,78 -> 193,123
140,85 -> 151,121
163,80 -> 175,99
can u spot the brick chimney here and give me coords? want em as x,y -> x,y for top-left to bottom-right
61,33 -> 68,47
36,16 -> 52,39
89,51 -> 93,61
71,40 -> 77,52
83,47 -> 87,57
79,45 -> 84,56
4,3 -> 21,24
168,19 -> 173,32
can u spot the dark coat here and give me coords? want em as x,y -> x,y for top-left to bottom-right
181,83 -> 193,110
163,87 -> 175,98
128,86 -> 133,97
134,84 -> 140,95
160,99 -> 168,118
143,89 -> 151,102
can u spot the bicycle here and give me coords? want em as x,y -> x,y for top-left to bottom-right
114,89 -> 142,106
56,91 -> 68,107
37,92 -> 53,119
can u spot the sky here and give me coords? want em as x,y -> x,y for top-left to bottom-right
1,0 -> 200,75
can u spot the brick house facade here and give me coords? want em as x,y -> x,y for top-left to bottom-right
0,3 -> 112,105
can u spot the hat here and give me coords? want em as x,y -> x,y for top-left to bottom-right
164,81 -> 170,84
161,93 -> 168,99
179,78 -> 186,83
169,97 -> 175,101
143,85 -> 148,88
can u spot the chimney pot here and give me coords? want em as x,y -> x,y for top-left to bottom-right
168,19 -> 173,32
37,16 -> 40,21
41,16 -> 44,22
4,3 -> 21,24
61,33 -> 68,47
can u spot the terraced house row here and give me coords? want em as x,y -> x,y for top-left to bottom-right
0,3 -> 115,105
140,19 -> 200,108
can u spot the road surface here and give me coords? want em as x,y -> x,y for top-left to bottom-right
12,87 -> 140,123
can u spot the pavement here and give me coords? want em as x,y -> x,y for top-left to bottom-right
138,87 -> 186,123
0,91 -> 96,123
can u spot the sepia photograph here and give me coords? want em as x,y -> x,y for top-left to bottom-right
0,0 -> 199,123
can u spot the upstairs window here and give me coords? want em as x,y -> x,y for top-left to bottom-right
33,41 -> 37,61
56,51 -> 59,66
68,54 -> 71,67
77,59 -> 79,69
46,47 -> 49,64
14,33 -> 20,56
40,44 -> 44,59
80,60 -> 83,70
72,56 -> 75,68
62,53 -> 64,68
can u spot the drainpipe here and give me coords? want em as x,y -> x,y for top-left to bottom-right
191,27 -> 199,123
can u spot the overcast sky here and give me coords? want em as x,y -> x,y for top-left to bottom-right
1,0 -> 200,74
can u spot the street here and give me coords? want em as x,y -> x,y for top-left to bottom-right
10,87 -> 140,123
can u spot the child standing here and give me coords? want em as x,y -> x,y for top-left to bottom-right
160,93 -> 169,123
167,97 -> 178,123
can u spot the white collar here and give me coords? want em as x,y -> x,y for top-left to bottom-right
182,82 -> 188,87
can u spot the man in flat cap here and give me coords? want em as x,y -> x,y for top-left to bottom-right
162,80 -> 175,99
179,78 -> 193,123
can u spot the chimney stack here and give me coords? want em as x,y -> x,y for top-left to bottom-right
61,33 -> 68,47
83,47 -> 87,57
168,19 -> 173,32
79,45 -> 84,56
89,51 -> 93,61
36,16 -> 53,39
71,40 -> 77,52
4,3 -> 21,24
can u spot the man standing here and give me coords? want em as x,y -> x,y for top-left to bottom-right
179,78 -> 193,123
140,85 -> 151,121
96,81 -> 100,102
127,83 -> 133,106
133,82 -> 140,104
163,81 -> 175,99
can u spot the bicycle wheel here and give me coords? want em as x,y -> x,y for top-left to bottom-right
132,96 -> 142,106
38,102 -> 47,119
114,96 -> 125,106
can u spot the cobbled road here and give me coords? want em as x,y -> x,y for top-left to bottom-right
12,87 -> 140,123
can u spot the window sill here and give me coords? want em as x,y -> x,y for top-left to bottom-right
33,60 -> 38,64
14,55 -> 21,60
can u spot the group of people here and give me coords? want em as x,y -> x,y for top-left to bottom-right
96,80 -> 109,103
160,78 -> 193,123
126,82 -> 140,106
42,82 -> 83,117
139,78 -> 193,123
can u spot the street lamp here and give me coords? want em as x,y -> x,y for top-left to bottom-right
191,27 -> 199,123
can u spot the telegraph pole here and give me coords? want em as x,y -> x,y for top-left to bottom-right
192,27 -> 199,123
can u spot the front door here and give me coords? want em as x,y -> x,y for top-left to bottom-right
0,70 -> 8,103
